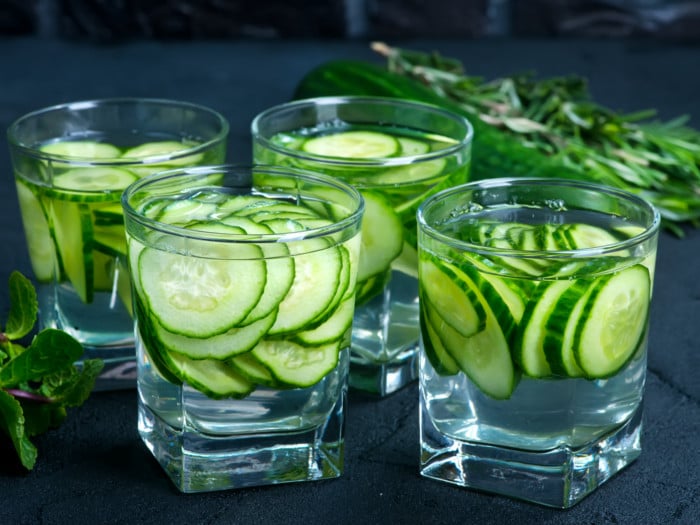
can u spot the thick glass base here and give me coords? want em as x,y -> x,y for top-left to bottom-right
138,391 -> 346,493
348,350 -> 418,396
419,399 -> 643,508
350,270 -> 419,396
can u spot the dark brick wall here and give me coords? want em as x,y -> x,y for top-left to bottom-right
0,0 -> 698,40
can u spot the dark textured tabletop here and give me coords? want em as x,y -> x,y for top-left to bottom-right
0,36 -> 699,525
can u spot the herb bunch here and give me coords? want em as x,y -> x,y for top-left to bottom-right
0,271 -> 103,470
372,42 -> 700,235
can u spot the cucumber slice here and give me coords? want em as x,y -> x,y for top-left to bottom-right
429,284 -> 517,399
357,191 -> 403,282
397,136 -> 430,155
372,158 -> 446,185
40,140 -> 120,159
154,310 -> 276,360
51,200 -> 94,303
92,250 -> 116,292
121,140 -> 203,166
293,295 -> 354,346
302,130 -> 399,159
137,242 -> 266,337
163,351 -> 255,399
513,280 -> 573,378
542,279 -> 592,377
15,180 -> 57,282
573,264 -> 650,378
229,352 -> 279,388
216,216 -> 296,325
251,339 -> 340,388
269,238 -> 343,335
93,203 -> 125,226
565,223 -> 622,249
53,167 -> 138,192
420,258 -> 486,338
420,298 -> 460,376
157,199 -> 219,224
93,223 -> 127,257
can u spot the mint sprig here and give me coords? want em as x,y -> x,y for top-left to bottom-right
0,271 -> 103,470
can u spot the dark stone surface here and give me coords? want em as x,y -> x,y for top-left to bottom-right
365,0 -> 490,38
0,36 -> 699,525
1,0 -> 699,40
512,0 -> 700,41
0,0 -> 35,34
54,0 -> 348,40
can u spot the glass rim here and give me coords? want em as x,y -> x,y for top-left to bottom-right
417,177 -> 661,258
6,97 -> 230,166
122,163 -> 365,244
250,95 -> 474,168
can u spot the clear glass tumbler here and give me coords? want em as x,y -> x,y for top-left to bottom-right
417,178 -> 660,508
7,98 -> 229,390
252,96 -> 473,396
122,164 -> 363,492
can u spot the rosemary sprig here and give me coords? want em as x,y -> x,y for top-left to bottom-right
371,42 -> 700,230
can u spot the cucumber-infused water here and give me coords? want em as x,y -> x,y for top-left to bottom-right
252,97 -> 473,395
417,179 -> 660,508
123,165 -> 363,492
8,99 -> 229,389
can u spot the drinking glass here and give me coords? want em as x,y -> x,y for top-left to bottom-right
7,98 -> 228,389
417,178 -> 660,508
252,96 -> 473,396
122,164 -> 363,492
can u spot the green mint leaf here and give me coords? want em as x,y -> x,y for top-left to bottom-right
41,359 -> 104,407
0,388 -> 37,470
0,329 -> 83,387
4,271 -> 38,341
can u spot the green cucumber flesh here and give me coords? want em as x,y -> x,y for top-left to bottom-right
15,180 -> 57,282
513,280 -> 573,378
154,309 -> 276,360
357,191 -> 403,282
137,242 -> 266,338
163,351 -> 254,399
302,130 -> 399,159
40,140 -> 120,159
53,167 -> 138,192
420,298 -> 460,376
52,200 -> 94,303
420,258 -> 487,338
228,352 -> 280,388
269,238 -> 343,335
251,339 -> 340,388
293,295 -> 354,346
430,290 -> 517,400
573,264 -> 650,378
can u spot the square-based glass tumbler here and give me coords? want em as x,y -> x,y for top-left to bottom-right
122,164 -> 363,492
7,98 -> 229,389
252,96 -> 473,396
416,178 -> 660,508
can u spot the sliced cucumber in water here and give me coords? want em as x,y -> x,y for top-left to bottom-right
40,140 -> 120,159
357,191 -> 403,282
15,180 -> 57,282
51,200 -> 94,303
164,351 -> 255,399
137,242 -> 266,338
154,310 -> 276,360
420,258 -> 486,338
251,339 -> 341,388
573,264 -> 650,378
302,130 -> 399,158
